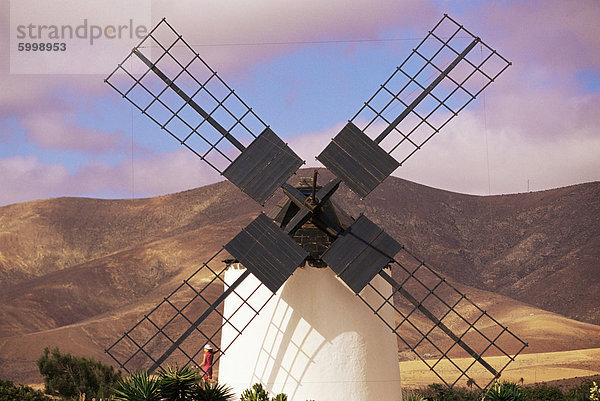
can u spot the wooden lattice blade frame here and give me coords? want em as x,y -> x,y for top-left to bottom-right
105,18 -> 303,204
356,246 -> 527,391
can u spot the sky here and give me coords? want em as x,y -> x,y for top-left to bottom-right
1,0 -> 599,206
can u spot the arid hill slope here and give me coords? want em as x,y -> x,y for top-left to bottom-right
1,171 -> 599,324
0,171 -> 598,383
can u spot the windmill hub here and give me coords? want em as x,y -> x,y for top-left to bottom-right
268,172 -> 349,268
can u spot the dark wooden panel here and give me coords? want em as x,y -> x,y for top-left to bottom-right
225,213 -> 308,293
317,142 -> 373,196
334,122 -> 396,181
322,215 -> 379,273
322,215 -> 401,293
224,128 -> 303,204
317,122 -> 399,198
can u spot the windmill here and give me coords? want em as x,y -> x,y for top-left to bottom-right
104,14 -> 527,399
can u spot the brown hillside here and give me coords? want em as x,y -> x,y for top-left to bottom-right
324,171 -> 600,325
0,170 -> 598,383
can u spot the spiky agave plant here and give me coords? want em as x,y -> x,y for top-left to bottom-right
484,381 -> 524,401
193,380 -> 235,401
113,370 -> 161,401
158,365 -> 199,401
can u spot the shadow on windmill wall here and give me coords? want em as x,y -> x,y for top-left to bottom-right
245,267 -> 401,400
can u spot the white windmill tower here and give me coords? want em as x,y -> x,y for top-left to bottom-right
104,14 -> 527,401
217,174 -> 402,400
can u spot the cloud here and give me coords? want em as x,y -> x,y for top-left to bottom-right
0,150 -> 222,206
284,109 -> 600,196
21,109 -> 125,153
0,156 -> 71,205
150,0 -> 437,74
475,0 -> 600,74
287,122 -> 345,167
1,0 -> 599,204
391,109 -> 600,195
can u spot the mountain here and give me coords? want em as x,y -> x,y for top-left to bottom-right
0,170 -> 598,383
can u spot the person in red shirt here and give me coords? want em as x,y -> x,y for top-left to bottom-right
200,344 -> 216,380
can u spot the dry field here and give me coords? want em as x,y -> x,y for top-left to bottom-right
400,347 -> 600,388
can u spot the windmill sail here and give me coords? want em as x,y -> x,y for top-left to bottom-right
105,18 -> 303,205
318,14 -> 511,198
105,215 -> 308,375
356,246 -> 527,390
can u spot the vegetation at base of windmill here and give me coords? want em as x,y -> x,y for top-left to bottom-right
0,379 -> 53,401
559,378 -> 600,401
193,379 -> 235,401
520,383 -> 566,400
589,382 -> 600,401
402,390 -> 427,401
36,346 -> 121,400
157,365 -> 198,401
240,383 -> 269,401
240,383 -> 288,401
405,378 -> 600,401
483,381 -> 524,401
112,366 -> 234,401
113,370 -> 161,401
417,383 -> 479,401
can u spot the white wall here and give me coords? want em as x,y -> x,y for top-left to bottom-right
219,265 -> 402,401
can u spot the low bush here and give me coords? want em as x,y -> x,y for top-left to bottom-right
240,383 -> 287,401
484,381 -> 524,401
113,366 -> 234,401
36,347 -> 121,399
0,379 -> 52,401
521,384 -> 565,401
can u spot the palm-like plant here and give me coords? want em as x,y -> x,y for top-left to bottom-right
193,380 -> 235,401
484,381 -> 524,401
158,365 -> 199,401
113,370 -> 161,401
240,383 -> 270,401
240,383 -> 288,401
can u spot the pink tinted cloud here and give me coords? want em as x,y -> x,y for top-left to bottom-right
21,109 -> 125,153
475,0 -> 600,73
151,0 -> 437,74
396,110 -> 600,195
2,1 -> 598,202
482,68 -> 600,141
0,156 -> 71,205
0,150 -> 222,206
434,0 -> 600,150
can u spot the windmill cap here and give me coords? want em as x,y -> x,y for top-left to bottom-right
204,344 -> 213,350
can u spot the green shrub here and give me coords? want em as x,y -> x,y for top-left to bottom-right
36,347 -> 121,399
158,365 -> 198,401
565,379 -> 599,401
193,380 -> 235,401
483,381 -> 524,401
113,370 -> 161,401
240,383 -> 269,401
420,383 -> 478,401
0,379 -> 52,401
521,384 -> 565,401
240,383 -> 287,401
402,391 -> 427,401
